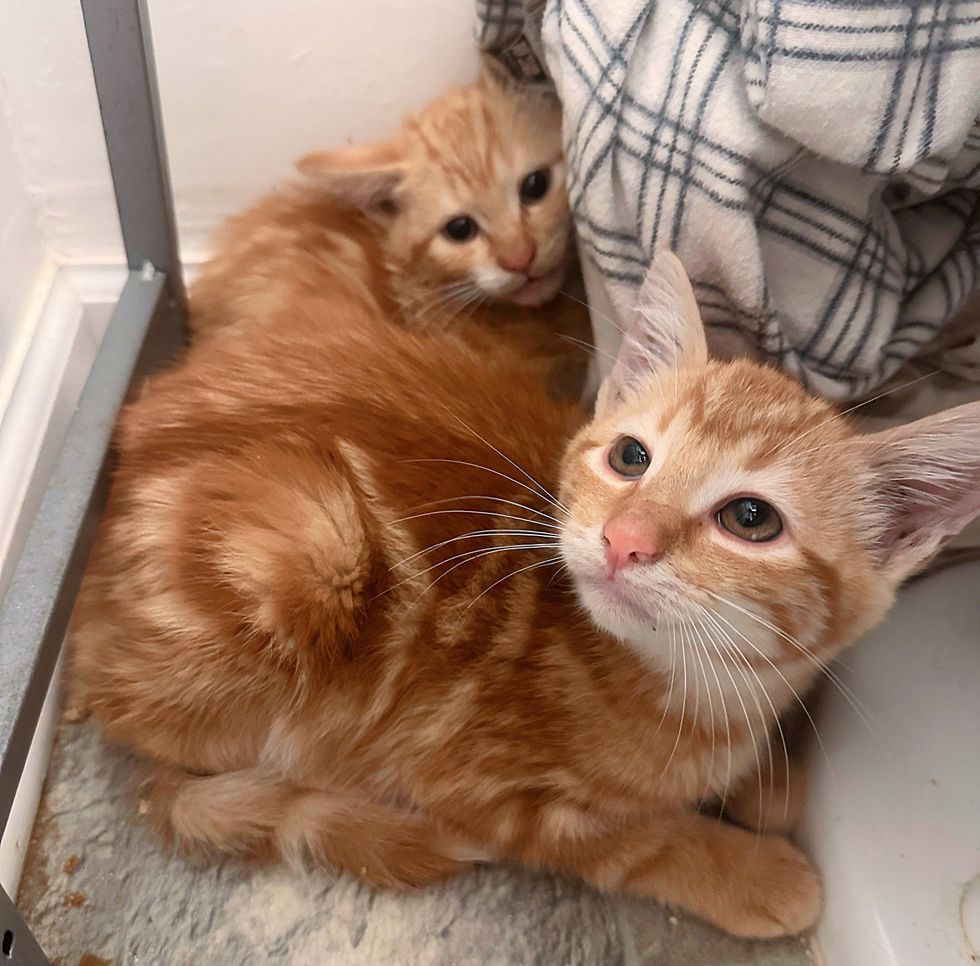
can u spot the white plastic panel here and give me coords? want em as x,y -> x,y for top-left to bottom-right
803,563 -> 980,966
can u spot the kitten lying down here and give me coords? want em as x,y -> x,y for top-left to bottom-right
189,58 -> 590,392
70,254 -> 980,939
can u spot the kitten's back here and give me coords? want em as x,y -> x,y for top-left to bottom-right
189,185 -> 392,342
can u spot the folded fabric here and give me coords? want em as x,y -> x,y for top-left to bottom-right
477,0 -> 980,400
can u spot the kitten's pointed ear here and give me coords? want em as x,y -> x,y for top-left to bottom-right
596,251 -> 708,417
296,141 -> 406,215
863,401 -> 980,582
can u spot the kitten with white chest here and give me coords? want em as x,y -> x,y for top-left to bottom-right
71,253 -> 980,939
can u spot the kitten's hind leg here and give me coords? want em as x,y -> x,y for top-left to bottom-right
143,765 -> 483,889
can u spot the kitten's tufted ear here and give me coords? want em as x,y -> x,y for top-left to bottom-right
596,251 -> 708,417
479,52 -> 559,109
296,141 -> 406,216
862,401 -> 980,582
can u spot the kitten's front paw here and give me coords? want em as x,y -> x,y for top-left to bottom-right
720,836 -> 822,939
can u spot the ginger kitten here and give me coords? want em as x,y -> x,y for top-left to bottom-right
190,60 -> 582,357
70,255 -> 980,939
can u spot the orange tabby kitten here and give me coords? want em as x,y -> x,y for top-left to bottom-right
189,60 -> 581,358
70,254 -> 980,939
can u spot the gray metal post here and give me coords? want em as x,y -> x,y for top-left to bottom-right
0,2 -> 189,959
80,0 -> 187,309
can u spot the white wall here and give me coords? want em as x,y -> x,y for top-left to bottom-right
0,0 -> 122,265
152,0 -> 480,258
0,106 -> 51,413
0,0 -> 479,269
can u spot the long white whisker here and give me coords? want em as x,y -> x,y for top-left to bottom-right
769,369 -> 939,461
403,278 -> 476,309
559,334 -> 619,365
391,508 -> 562,531
694,610 -> 765,824
653,622 -> 679,740
687,617 -> 718,802
400,280 -> 477,324
690,616 -> 730,811
662,620 -> 690,777
431,286 -> 488,331
557,288 -> 625,336
401,458 -> 568,515
441,408 -> 570,513
409,543 -> 557,605
389,529 -> 560,571
404,495 -> 563,527
698,596 -> 834,778
697,605 -> 790,828
702,589 -> 878,741
375,542 -> 556,600
464,555 -> 563,611
686,620 -> 702,738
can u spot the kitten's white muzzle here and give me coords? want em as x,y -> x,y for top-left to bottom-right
505,265 -> 566,306
562,524 -> 681,640
473,261 -> 566,307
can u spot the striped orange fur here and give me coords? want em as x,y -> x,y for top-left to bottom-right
189,60 -> 585,368
70,254 -> 980,939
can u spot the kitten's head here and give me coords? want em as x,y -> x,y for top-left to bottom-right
296,60 -> 570,317
559,253 -> 980,684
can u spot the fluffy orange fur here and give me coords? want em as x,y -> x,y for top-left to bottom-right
70,254 -> 980,939
189,61 -> 587,372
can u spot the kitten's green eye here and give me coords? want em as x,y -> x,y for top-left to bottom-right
717,498 -> 783,542
608,436 -> 650,478
443,215 -> 478,243
519,169 -> 551,204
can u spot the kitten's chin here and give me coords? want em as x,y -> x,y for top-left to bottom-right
573,573 -> 664,642
502,265 -> 565,307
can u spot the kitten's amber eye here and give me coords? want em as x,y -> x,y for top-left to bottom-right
608,436 -> 649,478
717,498 -> 783,542
519,169 -> 551,204
443,215 -> 478,243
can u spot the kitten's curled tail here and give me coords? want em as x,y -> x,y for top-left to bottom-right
141,765 -> 482,888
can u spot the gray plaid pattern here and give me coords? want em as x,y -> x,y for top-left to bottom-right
477,0 -> 980,400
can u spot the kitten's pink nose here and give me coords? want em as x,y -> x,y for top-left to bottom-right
498,242 -> 536,274
602,515 -> 663,573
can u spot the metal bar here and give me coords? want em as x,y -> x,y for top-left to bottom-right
0,7 -> 190,960
80,0 -> 187,310
0,271 -> 179,832
0,884 -> 48,965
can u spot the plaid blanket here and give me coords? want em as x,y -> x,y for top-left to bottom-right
477,0 -> 980,400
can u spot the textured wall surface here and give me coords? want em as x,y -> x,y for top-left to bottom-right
0,1 -> 121,263
0,0 -> 478,266
151,0 -> 479,259
0,101 -> 49,401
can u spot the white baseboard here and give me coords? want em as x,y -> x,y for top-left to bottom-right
0,272 -> 96,597
61,258 -> 201,306
0,259 -> 163,897
61,262 -> 130,309
0,658 -> 62,900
